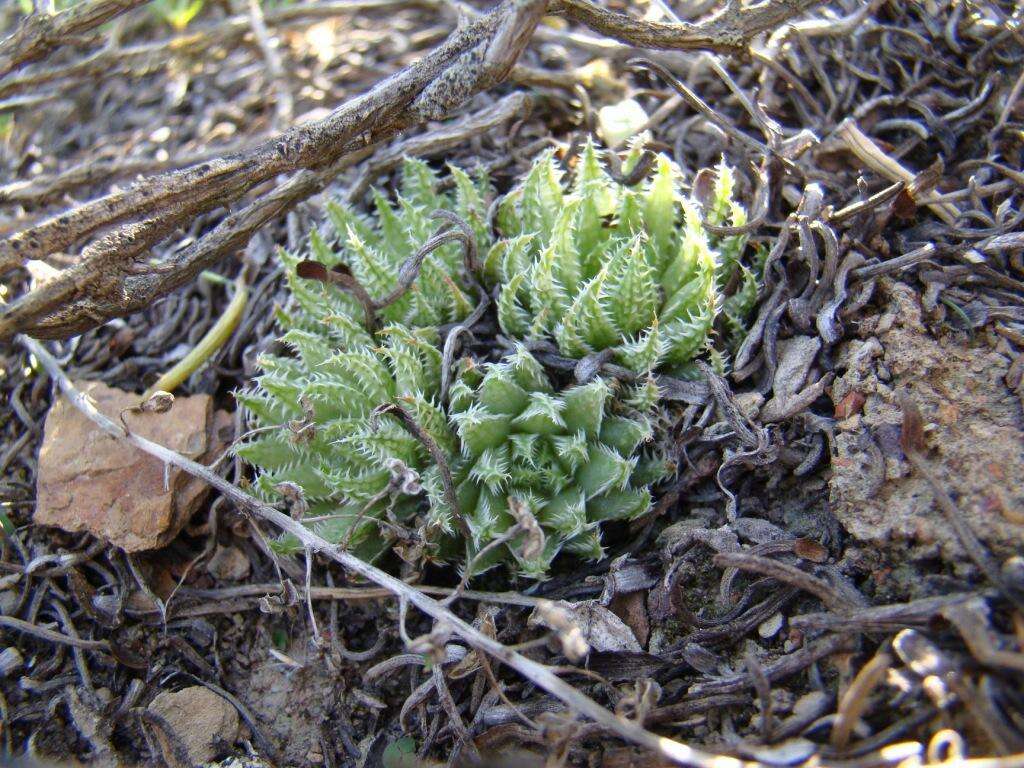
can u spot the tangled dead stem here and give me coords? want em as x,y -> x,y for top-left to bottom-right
1,0 -> 1023,766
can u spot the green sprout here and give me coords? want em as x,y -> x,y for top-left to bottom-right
436,346 -> 668,578
152,0 -> 205,31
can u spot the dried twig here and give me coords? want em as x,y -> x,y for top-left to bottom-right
551,0 -> 823,55
168,581 -> 545,608
375,401 -> 469,538
0,0 -> 544,338
686,633 -> 854,697
628,58 -> 769,156
712,552 -> 864,613
850,243 -> 937,281
0,614 -> 109,651
19,333 -> 762,768
834,119 -> 960,224
244,0 -> 294,128
831,648 -> 892,748
0,91 -> 531,340
790,590 -> 995,633
0,0 -> 148,78
942,599 -> 1024,676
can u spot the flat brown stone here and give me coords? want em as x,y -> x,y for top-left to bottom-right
34,381 -> 227,551
148,686 -> 239,763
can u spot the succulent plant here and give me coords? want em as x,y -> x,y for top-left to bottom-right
297,157 -> 492,331
235,158 -> 488,560
485,140 -> 757,376
235,318 -> 455,561
427,346 -> 668,578
236,146 -> 759,578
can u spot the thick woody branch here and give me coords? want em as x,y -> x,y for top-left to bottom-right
9,92 -> 530,339
550,0 -> 823,54
0,0 -> 149,78
0,1 -> 543,340
0,0 -> 541,278
0,141 -> 256,206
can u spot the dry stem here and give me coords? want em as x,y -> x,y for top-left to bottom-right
0,0 -> 148,78
834,119 -> 961,225
551,0 -> 823,55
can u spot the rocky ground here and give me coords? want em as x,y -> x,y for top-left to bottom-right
1,0 -> 1023,766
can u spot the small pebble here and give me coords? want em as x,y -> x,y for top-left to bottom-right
792,690 -> 831,720
207,544 -> 251,582
0,647 -> 24,677
738,738 -> 817,765
758,612 -> 785,639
